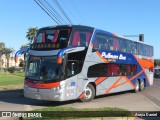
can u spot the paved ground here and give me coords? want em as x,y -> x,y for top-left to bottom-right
0,78 -> 160,120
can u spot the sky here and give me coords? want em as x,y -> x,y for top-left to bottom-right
0,0 -> 160,58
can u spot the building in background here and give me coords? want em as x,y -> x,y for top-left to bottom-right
1,55 -> 24,68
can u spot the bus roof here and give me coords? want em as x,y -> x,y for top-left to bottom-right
39,25 -> 152,47
40,25 -> 94,30
96,28 -> 152,47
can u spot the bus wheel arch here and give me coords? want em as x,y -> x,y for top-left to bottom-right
80,83 -> 96,102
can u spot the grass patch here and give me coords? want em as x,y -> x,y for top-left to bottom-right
0,71 -> 24,86
36,106 -> 127,111
24,107 -> 131,120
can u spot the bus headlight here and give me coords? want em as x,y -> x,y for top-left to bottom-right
51,85 -> 65,92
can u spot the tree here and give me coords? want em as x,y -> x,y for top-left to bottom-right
19,58 -> 25,71
154,59 -> 160,67
0,42 -> 5,69
26,27 -> 38,44
20,44 -> 29,60
4,48 -> 14,68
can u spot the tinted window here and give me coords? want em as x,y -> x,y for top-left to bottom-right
129,41 -> 136,54
119,39 -> 126,52
93,33 -> 108,50
35,29 -> 69,43
26,56 -> 63,81
126,40 -> 132,53
70,29 -> 93,47
87,64 -> 101,77
87,63 -> 137,78
36,33 -> 43,43
65,60 -> 82,78
138,43 -> 153,56
149,46 -> 153,57
113,38 -> 119,51
108,37 -> 114,50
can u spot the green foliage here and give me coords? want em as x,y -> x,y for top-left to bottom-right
26,27 -> 38,44
0,71 -> 24,86
20,44 -> 29,49
154,59 -> 160,66
19,59 -> 25,67
7,66 -> 16,73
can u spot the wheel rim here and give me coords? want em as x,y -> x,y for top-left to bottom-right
85,87 -> 92,99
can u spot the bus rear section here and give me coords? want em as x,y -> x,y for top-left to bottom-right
82,30 -> 154,101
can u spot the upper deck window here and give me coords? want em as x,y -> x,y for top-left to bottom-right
93,33 -> 120,51
35,28 -> 70,43
93,33 -> 109,50
70,29 -> 93,47
33,28 -> 70,49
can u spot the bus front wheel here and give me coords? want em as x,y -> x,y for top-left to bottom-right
80,84 -> 95,102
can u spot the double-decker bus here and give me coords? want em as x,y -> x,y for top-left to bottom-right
15,25 -> 154,102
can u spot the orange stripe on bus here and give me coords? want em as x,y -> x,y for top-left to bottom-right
138,59 -> 154,71
124,76 -> 135,88
95,77 -> 107,85
133,55 -> 152,86
104,76 -> 123,94
114,81 -> 127,88
25,80 -> 60,89
114,70 -> 143,89
78,92 -> 85,99
133,55 -> 154,72
96,51 -> 109,63
116,71 -> 143,88
129,70 -> 143,81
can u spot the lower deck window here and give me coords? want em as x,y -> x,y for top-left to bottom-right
87,63 -> 137,78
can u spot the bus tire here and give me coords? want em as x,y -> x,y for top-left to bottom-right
135,80 -> 140,93
80,84 -> 95,102
140,79 -> 145,91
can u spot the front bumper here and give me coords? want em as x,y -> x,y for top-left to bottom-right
24,85 -> 66,101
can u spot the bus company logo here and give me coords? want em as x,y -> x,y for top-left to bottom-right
101,52 -> 126,60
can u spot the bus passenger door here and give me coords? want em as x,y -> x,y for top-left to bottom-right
65,60 -> 79,100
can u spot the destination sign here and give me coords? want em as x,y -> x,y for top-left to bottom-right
30,43 -> 60,50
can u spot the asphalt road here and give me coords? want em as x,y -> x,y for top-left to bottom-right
0,78 -> 160,112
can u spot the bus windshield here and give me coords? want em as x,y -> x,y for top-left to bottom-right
26,56 -> 63,82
